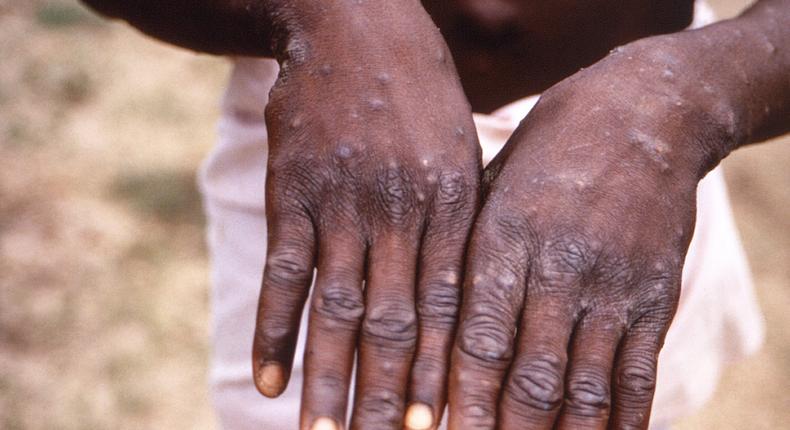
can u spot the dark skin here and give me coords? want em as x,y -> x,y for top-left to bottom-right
81,0 -> 790,429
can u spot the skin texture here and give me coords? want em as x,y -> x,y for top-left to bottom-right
79,0 -> 279,56
449,2 -> 790,428
251,3 -> 482,429
79,0 -> 790,428
448,45 -> 708,430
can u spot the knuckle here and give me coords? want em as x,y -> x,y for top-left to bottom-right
458,310 -> 515,365
539,236 -> 594,278
592,255 -> 636,288
355,387 -> 402,425
265,248 -> 313,287
506,353 -> 565,411
269,159 -> 323,206
312,282 -> 364,326
617,352 -> 658,400
459,401 -> 497,428
617,419 -> 650,430
374,165 -> 417,224
565,369 -> 611,415
417,273 -> 461,328
434,170 -> 474,215
488,214 -> 536,257
634,272 -> 681,310
362,302 -> 418,348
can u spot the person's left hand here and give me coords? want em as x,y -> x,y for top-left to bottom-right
448,36 -> 732,429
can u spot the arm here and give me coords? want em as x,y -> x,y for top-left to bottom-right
80,0 -> 281,56
448,1 -> 789,429
86,1 -> 483,429
688,0 -> 790,147
625,0 -> 790,166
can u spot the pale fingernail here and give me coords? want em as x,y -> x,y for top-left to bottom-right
311,417 -> 340,430
405,403 -> 434,430
255,363 -> 285,397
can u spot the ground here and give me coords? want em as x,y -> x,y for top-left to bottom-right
0,1 -> 787,428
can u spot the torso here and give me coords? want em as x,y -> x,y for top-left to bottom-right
422,0 -> 696,111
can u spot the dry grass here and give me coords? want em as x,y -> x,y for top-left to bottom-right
0,1 -> 787,428
1,1 -> 225,428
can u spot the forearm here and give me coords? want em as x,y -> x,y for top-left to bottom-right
695,0 -> 790,147
81,0 -> 445,62
601,0 -> 789,176
80,0 -> 288,56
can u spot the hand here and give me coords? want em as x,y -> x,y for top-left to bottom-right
251,6 -> 481,429
448,38 -> 730,429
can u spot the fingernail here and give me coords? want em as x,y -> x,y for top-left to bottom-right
255,363 -> 285,397
405,403 -> 434,430
311,417 -> 340,430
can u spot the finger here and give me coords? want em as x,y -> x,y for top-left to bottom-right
350,234 -> 420,430
555,315 -> 625,430
497,296 -> 575,429
449,221 -> 529,430
609,309 -> 673,430
300,229 -> 367,430
253,208 -> 316,398
406,172 -> 477,430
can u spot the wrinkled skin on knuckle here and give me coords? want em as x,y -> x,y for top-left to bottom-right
362,302 -> 418,349
467,214 -> 534,283
590,253 -> 638,288
458,310 -> 515,365
373,165 -> 419,226
354,387 -> 403,427
617,351 -> 658,403
532,244 -> 591,295
626,270 -> 682,326
506,353 -> 565,411
265,247 -> 313,287
417,276 -> 461,328
433,169 -> 476,219
459,398 -> 497,428
267,158 -> 324,214
541,234 -> 596,276
315,198 -> 365,236
312,282 -> 365,327
565,369 -> 611,416
640,265 -> 682,299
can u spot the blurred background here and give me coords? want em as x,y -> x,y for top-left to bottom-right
0,0 -> 787,428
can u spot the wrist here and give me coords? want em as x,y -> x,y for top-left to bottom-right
596,34 -> 745,180
609,9 -> 789,176
268,0 -> 447,67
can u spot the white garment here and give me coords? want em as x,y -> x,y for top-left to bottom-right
198,2 -> 764,428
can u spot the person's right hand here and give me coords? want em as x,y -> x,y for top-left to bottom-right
251,3 -> 481,429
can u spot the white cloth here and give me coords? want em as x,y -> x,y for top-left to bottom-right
198,2 -> 764,428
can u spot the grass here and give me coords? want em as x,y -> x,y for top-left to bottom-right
111,170 -> 204,224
